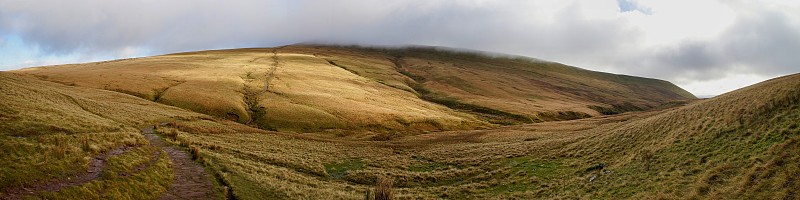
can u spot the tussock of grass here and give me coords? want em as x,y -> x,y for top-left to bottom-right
103,146 -> 159,179
374,176 -> 393,200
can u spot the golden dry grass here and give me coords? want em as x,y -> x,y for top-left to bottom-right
0,72 -> 212,198
15,45 -> 694,133
374,176 -> 393,200
15,47 -> 488,133
283,45 -> 696,122
156,73 -> 799,199
4,46 -> 798,199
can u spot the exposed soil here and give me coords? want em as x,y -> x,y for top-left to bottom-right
145,133 -> 216,200
2,127 -> 216,200
1,146 -> 134,200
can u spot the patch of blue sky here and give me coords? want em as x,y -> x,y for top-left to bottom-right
0,34 -> 119,71
617,0 -> 652,14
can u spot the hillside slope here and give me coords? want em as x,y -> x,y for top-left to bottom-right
16,45 -> 695,132
291,45 -> 696,123
3,61 -> 797,199
0,72 -> 227,198
551,72 -> 800,198
141,73 -> 798,199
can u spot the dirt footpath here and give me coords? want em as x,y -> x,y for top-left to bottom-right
144,132 -> 216,200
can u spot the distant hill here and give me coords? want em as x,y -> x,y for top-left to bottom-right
15,44 -> 695,133
695,94 -> 718,99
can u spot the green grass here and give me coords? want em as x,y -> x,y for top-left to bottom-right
0,132 -> 145,190
324,159 -> 365,179
456,157 -> 573,198
503,157 -> 565,180
407,162 -> 449,172
103,146 -> 159,179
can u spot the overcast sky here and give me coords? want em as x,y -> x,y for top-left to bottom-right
1,0 -> 799,95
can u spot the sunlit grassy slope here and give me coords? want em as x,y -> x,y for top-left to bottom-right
149,74 -> 798,199
16,45 -> 694,133
0,72 -> 192,197
288,45 -> 696,123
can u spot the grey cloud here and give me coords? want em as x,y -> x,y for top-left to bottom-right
642,41 -> 728,81
0,0 -> 798,87
0,0 -> 287,54
722,10 -> 800,75
0,0 -> 635,57
625,8 -> 800,83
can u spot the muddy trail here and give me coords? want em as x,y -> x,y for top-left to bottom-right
1,127 -> 216,200
1,146 -> 136,199
142,127 -> 216,200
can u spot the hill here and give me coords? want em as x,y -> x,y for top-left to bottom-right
2,55 -> 797,199
15,45 -> 695,133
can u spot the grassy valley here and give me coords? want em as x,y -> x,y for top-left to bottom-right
150,73 -> 800,199
1,46 -> 797,199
